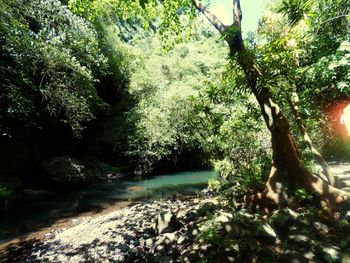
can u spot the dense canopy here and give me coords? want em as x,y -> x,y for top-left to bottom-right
0,0 -> 349,261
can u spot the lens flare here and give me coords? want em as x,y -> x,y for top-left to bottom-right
340,104 -> 350,136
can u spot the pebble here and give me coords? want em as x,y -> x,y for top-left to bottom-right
10,193 -> 344,263
22,198 -> 197,262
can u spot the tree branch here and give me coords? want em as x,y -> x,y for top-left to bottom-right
288,91 -> 335,186
232,0 -> 242,27
191,0 -> 228,35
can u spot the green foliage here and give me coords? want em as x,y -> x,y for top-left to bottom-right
294,188 -> 313,204
0,186 -> 12,200
198,220 -> 221,245
278,0 -> 312,26
43,156 -> 86,183
213,143 -> 270,192
124,22 -> 227,174
0,177 -> 22,208
0,0 -> 110,136
68,0 -> 196,49
42,156 -> 121,184
200,90 -> 271,192
304,40 -> 350,102
257,0 -> 350,162
207,178 -> 221,192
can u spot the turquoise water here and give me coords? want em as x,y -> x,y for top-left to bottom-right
97,170 -> 217,200
0,170 -> 217,242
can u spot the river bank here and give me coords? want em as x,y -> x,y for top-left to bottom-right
2,164 -> 350,262
0,193 -> 215,262
0,170 -> 216,245
2,189 -> 350,262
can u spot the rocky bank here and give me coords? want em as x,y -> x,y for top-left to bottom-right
1,189 -> 350,262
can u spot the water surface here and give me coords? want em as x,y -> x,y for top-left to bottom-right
0,170 -> 217,243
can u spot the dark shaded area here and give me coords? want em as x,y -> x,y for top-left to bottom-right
152,149 -> 211,175
0,237 -> 42,263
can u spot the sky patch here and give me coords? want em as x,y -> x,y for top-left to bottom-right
210,0 -> 266,34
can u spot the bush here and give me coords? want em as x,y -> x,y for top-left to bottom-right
42,156 -> 85,184
0,0 -> 109,136
0,177 -> 22,210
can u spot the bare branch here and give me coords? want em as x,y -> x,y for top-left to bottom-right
191,0 -> 228,34
232,0 -> 242,27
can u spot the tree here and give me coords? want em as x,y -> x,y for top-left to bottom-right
68,0 -> 349,209
0,0 -> 109,137
191,0 -> 348,209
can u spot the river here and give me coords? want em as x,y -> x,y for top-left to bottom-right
0,170 -> 217,246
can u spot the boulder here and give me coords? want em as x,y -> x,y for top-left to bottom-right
42,156 -> 85,183
322,246 -> 341,263
182,199 -> 219,222
287,234 -> 310,246
215,211 -> 234,224
177,235 -> 190,245
215,210 -> 277,243
199,199 -> 218,213
154,212 -> 182,235
251,221 -> 277,243
313,221 -> 329,234
163,233 -> 177,244
269,208 -> 299,233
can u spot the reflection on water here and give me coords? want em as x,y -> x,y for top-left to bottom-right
0,170 -> 217,242
127,186 -> 145,191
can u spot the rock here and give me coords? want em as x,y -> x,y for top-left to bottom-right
184,210 -> 202,222
177,235 -> 189,245
131,246 -> 144,256
252,222 -> 277,243
215,210 -> 277,243
201,188 -> 216,196
191,229 -> 199,236
42,156 -> 85,183
287,234 -> 309,246
215,211 -> 233,224
120,244 -> 129,252
313,221 -> 329,234
163,233 -> 176,244
156,244 -> 165,253
235,209 -> 255,221
303,251 -> 316,261
177,208 -> 190,220
322,246 -> 340,263
189,244 -> 201,262
182,199 -> 218,222
345,210 -> 350,219
144,238 -> 154,248
199,199 -> 218,213
154,212 -> 182,235
269,208 -> 299,232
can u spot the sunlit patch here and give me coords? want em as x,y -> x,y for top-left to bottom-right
127,186 -> 144,191
340,104 -> 350,136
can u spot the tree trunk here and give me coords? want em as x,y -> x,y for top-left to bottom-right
288,90 -> 335,186
192,0 -> 348,209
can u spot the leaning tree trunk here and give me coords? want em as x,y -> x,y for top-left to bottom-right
192,0 -> 348,209
288,90 -> 335,186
